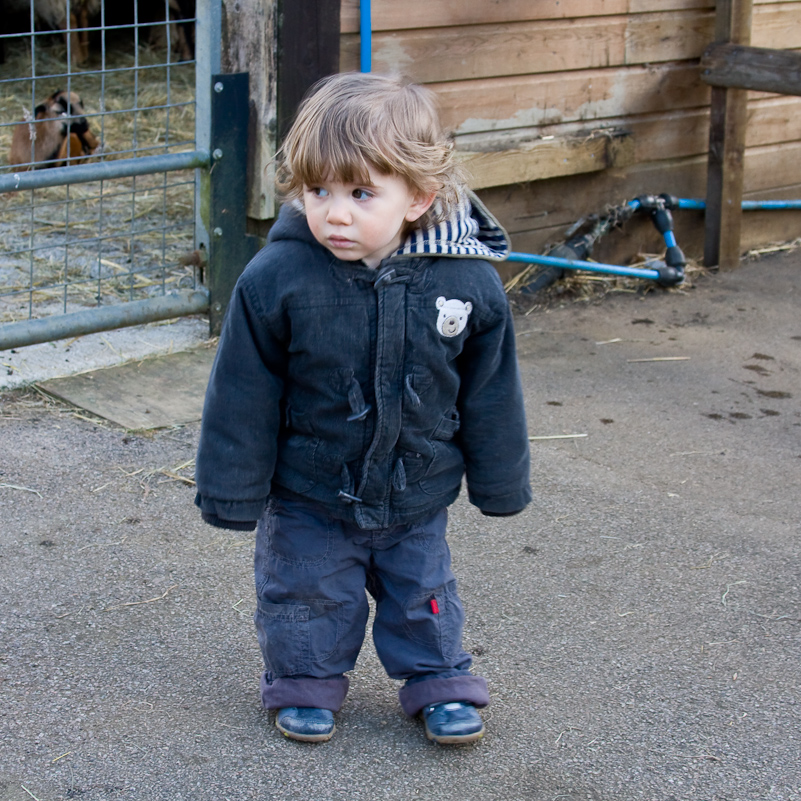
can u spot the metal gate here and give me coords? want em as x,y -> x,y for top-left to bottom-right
0,0 -> 250,350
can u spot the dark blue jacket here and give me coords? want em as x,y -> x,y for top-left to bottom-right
195,192 -> 531,530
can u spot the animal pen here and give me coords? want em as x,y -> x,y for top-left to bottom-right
1,0 -> 801,350
0,0 -> 255,349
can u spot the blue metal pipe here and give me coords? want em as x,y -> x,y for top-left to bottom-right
506,251 -> 662,282
360,0 -> 371,72
674,198 -> 801,211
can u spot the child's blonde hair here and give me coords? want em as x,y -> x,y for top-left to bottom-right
276,72 -> 464,227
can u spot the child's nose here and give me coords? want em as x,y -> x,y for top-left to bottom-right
326,197 -> 352,225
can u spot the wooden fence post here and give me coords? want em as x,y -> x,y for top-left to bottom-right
704,0 -> 753,270
221,0 -> 278,222
276,0 -> 341,144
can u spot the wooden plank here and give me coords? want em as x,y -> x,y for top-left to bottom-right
340,0 -> 716,32
38,347 -> 217,430
341,18 -> 630,82
457,93 -> 800,173
340,7 -> 797,82
743,94 -> 801,144
476,144 -> 801,268
701,43 -> 801,94
624,10 -> 714,64
340,0 -> 790,34
477,155 -> 710,238
628,0 -> 713,10
458,133 -> 634,189
341,6 -> 800,82
741,140 -> 801,191
619,95 -> 801,159
752,3 -> 801,48
704,0 -> 753,270
221,0 -> 277,220
478,142 -> 801,237
433,64 -> 710,137
277,0 -> 340,143
341,0 -> 626,32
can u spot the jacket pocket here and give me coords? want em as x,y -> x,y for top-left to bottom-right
285,404 -> 315,435
255,599 -> 343,676
431,406 -> 460,441
273,434 -> 317,494
419,441 -> 465,496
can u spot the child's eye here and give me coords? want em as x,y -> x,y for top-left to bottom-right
308,186 -> 328,198
352,188 -> 373,201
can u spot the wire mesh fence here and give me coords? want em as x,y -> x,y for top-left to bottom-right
0,1 -> 201,328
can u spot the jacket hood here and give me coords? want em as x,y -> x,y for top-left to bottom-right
270,188 -> 510,263
396,188 -> 510,262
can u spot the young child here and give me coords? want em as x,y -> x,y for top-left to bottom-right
195,72 -> 532,744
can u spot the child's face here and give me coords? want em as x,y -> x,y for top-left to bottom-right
303,167 -> 435,269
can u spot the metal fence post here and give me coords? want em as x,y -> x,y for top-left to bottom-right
206,72 -> 260,335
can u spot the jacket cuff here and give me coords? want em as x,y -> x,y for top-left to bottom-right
467,484 -> 532,516
201,512 -> 257,532
194,492 -> 267,524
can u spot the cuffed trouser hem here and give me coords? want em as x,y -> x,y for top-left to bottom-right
398,675 -> 490,717
260,673 -> 350,712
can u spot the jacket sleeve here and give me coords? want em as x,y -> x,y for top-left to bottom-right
456,280 -> 532,516
194,262 -> 287,528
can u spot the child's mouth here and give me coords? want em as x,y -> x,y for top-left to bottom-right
328,237 -> 355,248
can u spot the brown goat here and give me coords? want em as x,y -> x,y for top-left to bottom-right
9,90 -> 101,170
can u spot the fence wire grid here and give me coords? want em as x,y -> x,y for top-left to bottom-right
0,0 -> 201,327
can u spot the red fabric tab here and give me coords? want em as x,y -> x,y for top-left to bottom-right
430,598 -> 440,614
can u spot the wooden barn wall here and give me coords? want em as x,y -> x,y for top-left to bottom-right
340,0 -> 801,274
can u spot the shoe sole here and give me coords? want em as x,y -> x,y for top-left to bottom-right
275,720 -> 336,743
425,724 -> 485,745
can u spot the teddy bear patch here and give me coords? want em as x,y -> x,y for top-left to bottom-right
436,296 -> 473,337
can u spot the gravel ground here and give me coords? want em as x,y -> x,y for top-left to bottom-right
1,251 -> 799,801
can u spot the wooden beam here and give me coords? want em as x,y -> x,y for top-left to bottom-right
701,43 -> 801,95
276,0 -> 340,144
221,0 -> 277,220
704,0 -> 753,270
457,132 -> 634,189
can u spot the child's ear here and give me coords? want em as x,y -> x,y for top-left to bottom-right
405,191 -> 437,223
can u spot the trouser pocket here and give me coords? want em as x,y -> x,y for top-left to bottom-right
402,579 -> 464,662
255,599 -> 343,677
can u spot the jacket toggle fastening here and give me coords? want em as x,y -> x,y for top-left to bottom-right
404,374 -> 422,408
346,376 -> 372,422
338,463 -> 363,504
392,458 -> 407,492
372,267 -> 409,290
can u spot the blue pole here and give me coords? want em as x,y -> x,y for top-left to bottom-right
360,0 -> 371,72
674,198 -> 801,211
506,251 -> 662,282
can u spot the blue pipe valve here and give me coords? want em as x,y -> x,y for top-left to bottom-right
630,194 -> 686,286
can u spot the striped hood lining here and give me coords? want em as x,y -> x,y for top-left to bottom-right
396,188 -> 510,262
